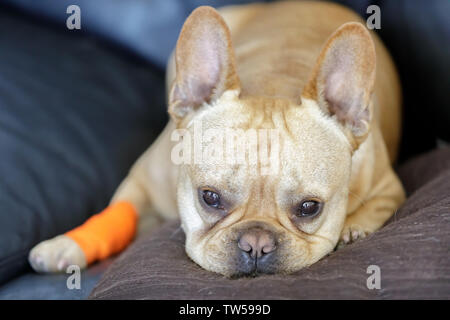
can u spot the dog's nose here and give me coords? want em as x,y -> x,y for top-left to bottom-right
238,228 -> 277,259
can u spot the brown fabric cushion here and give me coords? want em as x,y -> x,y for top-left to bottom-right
397,147 -> 450,196
89,147 -> 450,299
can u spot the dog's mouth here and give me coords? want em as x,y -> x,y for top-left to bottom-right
225,238 -> 281,278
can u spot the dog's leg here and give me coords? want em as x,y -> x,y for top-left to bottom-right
339,169 -> 405,246
29,174 -> 152,273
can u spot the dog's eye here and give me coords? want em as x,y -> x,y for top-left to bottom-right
295,200 -> 323,218
202,190 -> 222,209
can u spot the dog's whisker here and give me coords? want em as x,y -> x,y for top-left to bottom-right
169,226 -> 183,239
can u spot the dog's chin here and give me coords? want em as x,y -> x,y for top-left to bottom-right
195,262 -> 279,279
197,257 -> 306,278
188,245 -> 312,278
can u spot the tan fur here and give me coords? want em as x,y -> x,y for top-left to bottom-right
30,1 -> 405,276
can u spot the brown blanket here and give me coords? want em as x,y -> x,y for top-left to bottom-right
89,147 -> 450,299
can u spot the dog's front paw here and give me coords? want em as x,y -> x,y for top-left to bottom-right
337,225 -> 368,249
29,235 -> 86,273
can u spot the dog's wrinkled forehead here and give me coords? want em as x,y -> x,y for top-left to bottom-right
183,94 -> 352,196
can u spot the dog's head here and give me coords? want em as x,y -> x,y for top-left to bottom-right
168,7 -> 376,276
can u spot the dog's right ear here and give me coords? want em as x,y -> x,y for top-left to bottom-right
303,22 -> 376,149
168,6 -> 240,122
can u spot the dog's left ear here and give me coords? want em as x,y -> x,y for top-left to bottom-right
169,6 -> 240,122
303,22 -> 376,148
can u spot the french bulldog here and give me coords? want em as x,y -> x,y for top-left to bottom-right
29,1 -> 405,277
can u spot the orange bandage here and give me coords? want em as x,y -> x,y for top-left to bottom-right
65,201 -> 138,265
